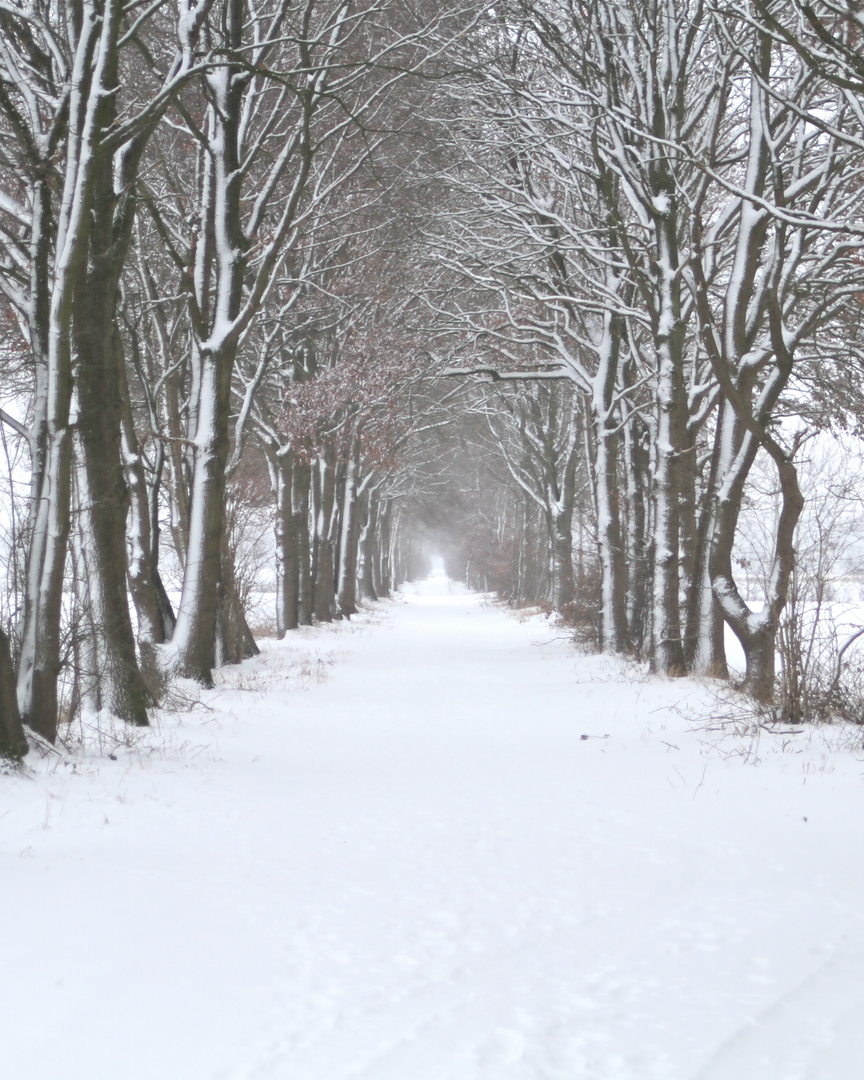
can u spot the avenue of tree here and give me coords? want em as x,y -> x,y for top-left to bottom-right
2,0 -> 864,758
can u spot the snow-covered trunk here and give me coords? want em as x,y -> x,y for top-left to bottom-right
545,426 -> 575,612
73,406 -> 151,726
649,200 -> 687,675
550,505 -> 575,612
74,193 -> 152,724
685,402 -> 728,676
173,43 -> 250,682
650,352 -> 686,674
274,452 -> 288,639
163,364 -> 191,568
358,489 -> 379,602
369,497 -> 384,599
312,447 -> 338,622
40,0 -> 160,724
293,460 -> 314,625
623,413 -> 649,655
25,177 -> 52,536
16,1 -> 109,739
522,501 -> 540,606
309,455 -> 321,607
71,430 -> 105,714
172,347 -> 236,683
709,357 -> 803,701
353,483 -> 367,602
710,434 -> 799,702
515,504 -> 527,605
0,628 -> 27,759
16,291 -> 74,742
273,446 -> 309,635
217,524 -> 260,666
684,52 -> 770,678
377,505 -> 392,597
590,311 -> 628,651
593,410 -> 627,650
274,449 -> 298,637
393,531 -> 405,590
677,424 -> 699,666
702,40 -> 777,691
740,624 -> 777,704
688,534 -> 726,678
120,343 -> 175,661
336,444 -> 361,618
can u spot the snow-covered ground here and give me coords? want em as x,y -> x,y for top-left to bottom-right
4,575 -> 864,1079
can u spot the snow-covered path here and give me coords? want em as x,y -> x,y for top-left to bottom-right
4,577 -> 864,1079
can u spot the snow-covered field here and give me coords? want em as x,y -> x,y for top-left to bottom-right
4,575 -> 864,1079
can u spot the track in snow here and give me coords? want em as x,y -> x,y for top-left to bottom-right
3,575 -> 864,1079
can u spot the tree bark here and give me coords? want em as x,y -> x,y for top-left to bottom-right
17,349 -> 74,742
649,189 -> 687,676
623,412 -> 649,655
379,507 -> 393,595
336,444 -> 361,617
275,449 -> 299,636
75,299 -> 152,723
172,349 -> 236,684
312,446 -> 338,622
357,488 -> 379,601
122,330 -> 176,653
0,629 -> 28,760
217,528 -> 260,665
593,408 -> 628,650
172,22 -> 248,682
711,441 -> 804,704
685,402 -> 727,676
294,460 -> 314,625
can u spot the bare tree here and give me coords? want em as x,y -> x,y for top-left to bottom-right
0,0 -> 211,738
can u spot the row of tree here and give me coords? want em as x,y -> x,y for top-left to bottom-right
425,0 -> 864,702
3,0 -> 864,759
0,0 -> 460,757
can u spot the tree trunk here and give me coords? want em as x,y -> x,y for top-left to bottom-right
217,528 -> 260,665
70,498 -> 104,714
685,403 -> 727,676
379,508 -> 393,595
741,624 -> 777,704
357,489 -> 379,601
312,447 -> 338,622
163,366 -> 191,569
294,460 -> 313,625
172,14 -> 253,683
0,629 -> 28,760
623,412 -> 649,655
172,350 -> 234,684
710,430 -> 804,704
550,506 -> 575,611
274,449 -> 299,636
354,488 -> 372,601
74,302 -> 152,723
593,410 -> 628,650
14,0 -> 106,742
336,446 -> 361,617
121,332 -> 176,658
650,416 -> 685,674
17,358 -> 74,742
649,197 -> 687,676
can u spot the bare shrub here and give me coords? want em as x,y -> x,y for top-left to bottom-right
560,561 -> 603,650
737,441 -> 864,724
